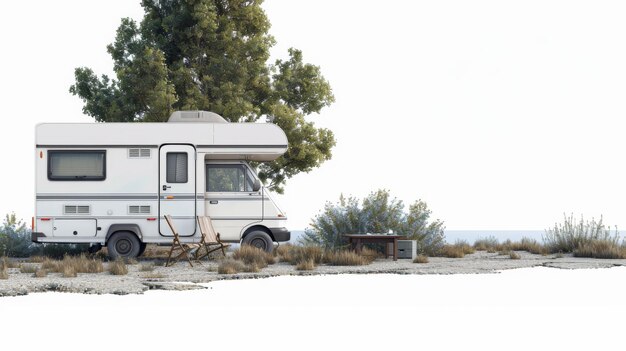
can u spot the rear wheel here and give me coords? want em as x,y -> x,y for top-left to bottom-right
242,231 -> 273,253
107,231 -> 141,259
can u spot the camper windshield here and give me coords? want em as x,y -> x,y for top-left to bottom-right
206,164 -> 255,192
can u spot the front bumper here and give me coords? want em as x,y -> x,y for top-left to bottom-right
31,232 -> 46,243
269,227 -> 290,242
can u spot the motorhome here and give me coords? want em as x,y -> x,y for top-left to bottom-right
32,110 -> 290,258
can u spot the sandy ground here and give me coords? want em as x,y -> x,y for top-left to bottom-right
2,250 -> 625,297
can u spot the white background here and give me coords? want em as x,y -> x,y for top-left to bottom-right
1,0 -> 625,230
1,268 -> 625,350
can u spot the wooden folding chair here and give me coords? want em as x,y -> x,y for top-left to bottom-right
195,216 -> 231,261
164,215 -> 194,267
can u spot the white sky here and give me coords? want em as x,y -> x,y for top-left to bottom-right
1,0 -> 625,230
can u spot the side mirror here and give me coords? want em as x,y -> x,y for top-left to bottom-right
252,179 -> 262,192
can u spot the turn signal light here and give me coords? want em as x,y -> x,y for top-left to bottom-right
40,218 -> 51,221
147,218 -> 157,221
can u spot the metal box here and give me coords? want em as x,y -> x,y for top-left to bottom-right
388,240 -> 417,259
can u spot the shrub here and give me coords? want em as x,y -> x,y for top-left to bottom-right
0,264 -> 7,279
324,250 -> 372,266
573,240 -> 626,259
1,256 -> 18,269
279,245 -> 324,265
438,240 -> 475,258
473,236 -> 499,251
142,273 -> 165,279
302,190 -> 445,255
62,265 -> 77,278
507,238 -> 547,255
20,264 -> 37,274
108,259 -> 128,275
139,263 -> 155,272
217,259 -> 247,274
413,255 -> 429,263
34,269 -> 47,278
438,245 -> 465,258
543,214 -> 619,253
509,251 -> 521,260
232,245 -> 275,269
296,259 -> 316,271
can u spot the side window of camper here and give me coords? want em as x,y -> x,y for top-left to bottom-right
166,152 -> 188,183
206,164 -> 254,192
48,150 -> 106,181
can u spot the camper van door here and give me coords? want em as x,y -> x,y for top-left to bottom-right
159,144 -> 197,236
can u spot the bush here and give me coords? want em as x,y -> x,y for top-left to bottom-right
0,214 -> 37,257
324,250 -> 373,266
139,263 -> 155,272
232,245 -> 276,269
278,245 -> 324,265
0,263 -> 7,279
108,259 -> 128,275
295,259 -> 316,271
20,264 -> 37,274
543,214 -> 619,253
413,255 -> 429,263
302,190 -> 445,255
509,251 -> 521,260
507,238 -> 547,255
217,259 -> 247,274
573,240 -> 626,259
473,236 -> 499,251
34,269 -> 48,278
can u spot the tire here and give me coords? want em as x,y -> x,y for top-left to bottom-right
242,231 -> 274,253
138,243 -> 147,257
107,231 -> 141,259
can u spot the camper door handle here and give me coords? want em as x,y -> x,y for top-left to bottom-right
162,185 -> 171,191
210,200 -> 218,204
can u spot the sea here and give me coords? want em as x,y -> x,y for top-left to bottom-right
288,230 -> 546,244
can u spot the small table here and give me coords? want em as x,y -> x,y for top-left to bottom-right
343,234 -> 406,261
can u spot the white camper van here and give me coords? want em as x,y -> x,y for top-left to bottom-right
32,111 -> 290,258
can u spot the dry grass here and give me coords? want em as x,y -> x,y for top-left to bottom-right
1,257 -> 19,269
20,264 -> 38,274
0,264 -> 7,280
62,265 -> 77,278
278,245 -> 324,266
232,245 -> 276,269
507,238 -> 547,255
554,252 -> 564,258
573,240 -> 626,259
324,250 -> 373,266
142,272 -> 165,279
439,240 -> 476,258
39,255 -> 104,276
108,259 -> 128,275
413,255 -> 429,263
125,258 -> 139,265
473,237 -> 499,251
139,263 -> 155,272
509,251 -> 521,260
28,256 -> 46,263
34,269 -> 48,278
217,259 -> 247,274
295,259 -> 316,271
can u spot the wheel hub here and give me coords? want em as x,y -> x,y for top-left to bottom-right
116,239 -> 132,255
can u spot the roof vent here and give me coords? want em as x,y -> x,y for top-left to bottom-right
168,110 -> 228,123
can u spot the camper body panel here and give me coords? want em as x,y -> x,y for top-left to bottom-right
33,119 -> 289,251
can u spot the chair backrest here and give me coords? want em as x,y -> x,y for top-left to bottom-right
197,216 -> 219,243
164,214 -> 179,236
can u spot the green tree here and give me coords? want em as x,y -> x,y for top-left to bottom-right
70,0 -> 335,193
303,190 -> 446,255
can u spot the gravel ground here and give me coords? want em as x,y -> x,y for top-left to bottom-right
1,251 -> 624,297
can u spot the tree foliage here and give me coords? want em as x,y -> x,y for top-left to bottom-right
0,213 -> 35,258
303,190 -> 446,255
70,0 -> 335,193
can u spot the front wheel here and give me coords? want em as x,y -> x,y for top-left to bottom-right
107,231 -> 141,259
242,231 -> 274,253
